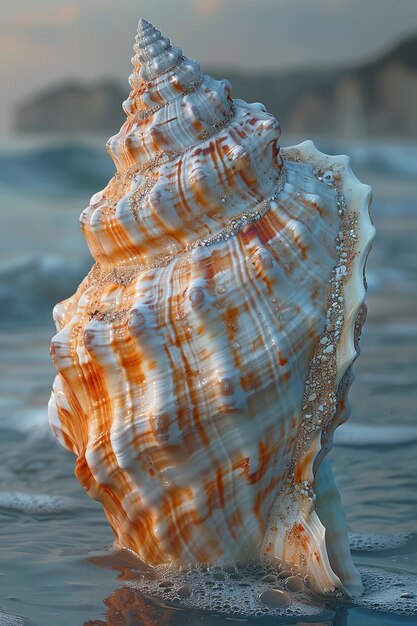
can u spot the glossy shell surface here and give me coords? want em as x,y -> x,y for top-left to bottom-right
49,18 -> 374,598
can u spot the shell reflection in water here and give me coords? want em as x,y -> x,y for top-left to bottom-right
49,18 -> 374,599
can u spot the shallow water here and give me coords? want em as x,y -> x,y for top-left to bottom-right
0,136 -> 416,625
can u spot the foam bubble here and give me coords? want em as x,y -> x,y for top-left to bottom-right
349,532 -> 414,553
0,492 -> 74,515
0,611 -> 25,626
259,588 -> 291,607
356,566 -> 417,616
121,559 -> 417,619
127,560 -> 336,620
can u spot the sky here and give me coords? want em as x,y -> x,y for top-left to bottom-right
1,0 -> 417,132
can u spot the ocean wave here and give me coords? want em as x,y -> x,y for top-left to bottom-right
0,255 -> 90,325
0,491 -> 76,515
366,268 -> 416,294
314,138 -> 417,180
349,532 -> 414,553
0,138 -> 114,196
334,423 -> 417,447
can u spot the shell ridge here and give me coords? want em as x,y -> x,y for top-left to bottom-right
135,75 -> 204,122
82,316 -> 169,562
184,258 -> 256,552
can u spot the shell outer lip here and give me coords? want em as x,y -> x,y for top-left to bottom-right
262,140 -> 374,599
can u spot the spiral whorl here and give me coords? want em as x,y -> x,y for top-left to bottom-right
131,18 -> 183,84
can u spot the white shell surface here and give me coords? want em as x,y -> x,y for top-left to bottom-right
49,18 -> 374,599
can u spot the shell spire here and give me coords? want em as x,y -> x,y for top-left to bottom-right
131,18 -> 183,83
125,18 -> 204,118
84,19 -> 283,269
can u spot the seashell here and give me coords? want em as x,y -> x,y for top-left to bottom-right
49,18 -> 374,598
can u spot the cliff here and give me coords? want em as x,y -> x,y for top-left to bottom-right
14,35 -> 417,138
222,34 -> 417,138
15,81 -> 126,134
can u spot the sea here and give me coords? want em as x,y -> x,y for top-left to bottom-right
0,134 -> 416,626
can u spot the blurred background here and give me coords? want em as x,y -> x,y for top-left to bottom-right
0,1 -> 417,625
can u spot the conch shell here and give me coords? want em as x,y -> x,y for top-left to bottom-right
49,18 -> 374,598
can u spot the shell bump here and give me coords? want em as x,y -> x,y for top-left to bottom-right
49,18 -> 374,598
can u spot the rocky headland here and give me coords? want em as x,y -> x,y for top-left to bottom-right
14,35 -> 417,138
